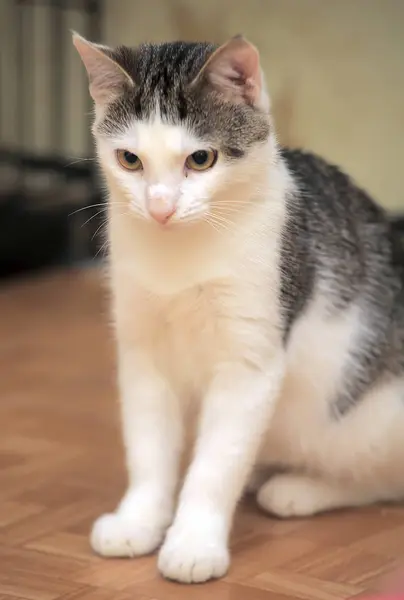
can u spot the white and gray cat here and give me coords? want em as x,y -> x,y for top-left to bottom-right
74,33 -> 404,583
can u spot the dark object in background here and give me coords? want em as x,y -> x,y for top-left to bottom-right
0,150 -> 105,279
0,202 -> 70,279
0,0 -> 103,280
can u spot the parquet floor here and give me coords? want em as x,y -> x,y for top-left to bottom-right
1,269 -> 404,600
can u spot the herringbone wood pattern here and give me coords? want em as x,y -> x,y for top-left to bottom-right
1,269 -> 403,600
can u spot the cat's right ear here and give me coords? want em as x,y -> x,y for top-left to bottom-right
72,32 -> 133,106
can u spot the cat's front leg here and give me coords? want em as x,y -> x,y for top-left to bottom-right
91,348 -> 182,557
158,359 -> 284,583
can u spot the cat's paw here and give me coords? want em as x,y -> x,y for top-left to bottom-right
157,518 -> 229,583
91,512 -> 166,557
257,474 -> 330,518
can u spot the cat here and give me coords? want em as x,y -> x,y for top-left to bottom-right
73,33 -> 404,584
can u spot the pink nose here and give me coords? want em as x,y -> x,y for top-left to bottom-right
147,196 -> 176,224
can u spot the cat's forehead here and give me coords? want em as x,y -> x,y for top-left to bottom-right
113,41 -> 216,121
109,114 -> 199,158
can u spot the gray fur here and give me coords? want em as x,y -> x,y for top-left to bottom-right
280,148 -> 404,417
98,40 -> 404,419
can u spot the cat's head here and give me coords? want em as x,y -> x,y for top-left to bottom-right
73,34 -> 272,227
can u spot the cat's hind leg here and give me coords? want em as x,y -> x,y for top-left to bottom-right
257,370 -> 404,518
256,473 -> 379,518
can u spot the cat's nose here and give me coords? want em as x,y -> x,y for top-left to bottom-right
146,186 -> 177,224
148,199 -> 176,224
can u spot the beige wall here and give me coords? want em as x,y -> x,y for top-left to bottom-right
0,1 -> 89,156
104,0 -> 404,211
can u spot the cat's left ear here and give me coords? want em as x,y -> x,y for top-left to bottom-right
191,35 -> 268,111
72,32 -> 134,106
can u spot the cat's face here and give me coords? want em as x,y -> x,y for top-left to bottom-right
74,35 -> 271,227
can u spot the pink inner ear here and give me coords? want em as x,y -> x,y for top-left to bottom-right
205,40 -> 261,105
73,34 -> 133,106
88,60 -> 125,105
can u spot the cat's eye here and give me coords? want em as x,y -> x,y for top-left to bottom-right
185,149 -> 217,172
116,149 -> 143,171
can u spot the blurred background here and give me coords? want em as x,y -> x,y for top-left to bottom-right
0,0 -> 404,279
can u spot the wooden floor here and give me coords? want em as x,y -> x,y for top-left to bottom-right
1,269 -> 404,600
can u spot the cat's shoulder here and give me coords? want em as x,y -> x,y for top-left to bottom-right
280,146 -> 384,221
280,146 -> 359,196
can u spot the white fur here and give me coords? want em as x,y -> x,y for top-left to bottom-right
91,114 -> 404,584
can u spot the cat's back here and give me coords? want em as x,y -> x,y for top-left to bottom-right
279,147 -> 401,337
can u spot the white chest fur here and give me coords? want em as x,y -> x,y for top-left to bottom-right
109,200 -> 285,389
113,269 -> 282,398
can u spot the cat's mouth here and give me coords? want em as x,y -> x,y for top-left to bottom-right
147,209 -> 206,230
149,217 -> 198,231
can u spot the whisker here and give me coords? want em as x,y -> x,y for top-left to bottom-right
207,212 -> 241,233
69,203 -> 107,217
65,157 -> 96,167
94,237 -> 110,259
91,220 -> 108,242
203,216 -> 222,234
207,216 -> 232,232
81,208 -> 108,228
210,204 -> 282,237
69,200 -> 128,217
209,200 -> 245,206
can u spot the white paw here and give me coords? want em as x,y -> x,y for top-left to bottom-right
257,474 -> 327,518
91,512 -> 166,557
158,519 -> 229,583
